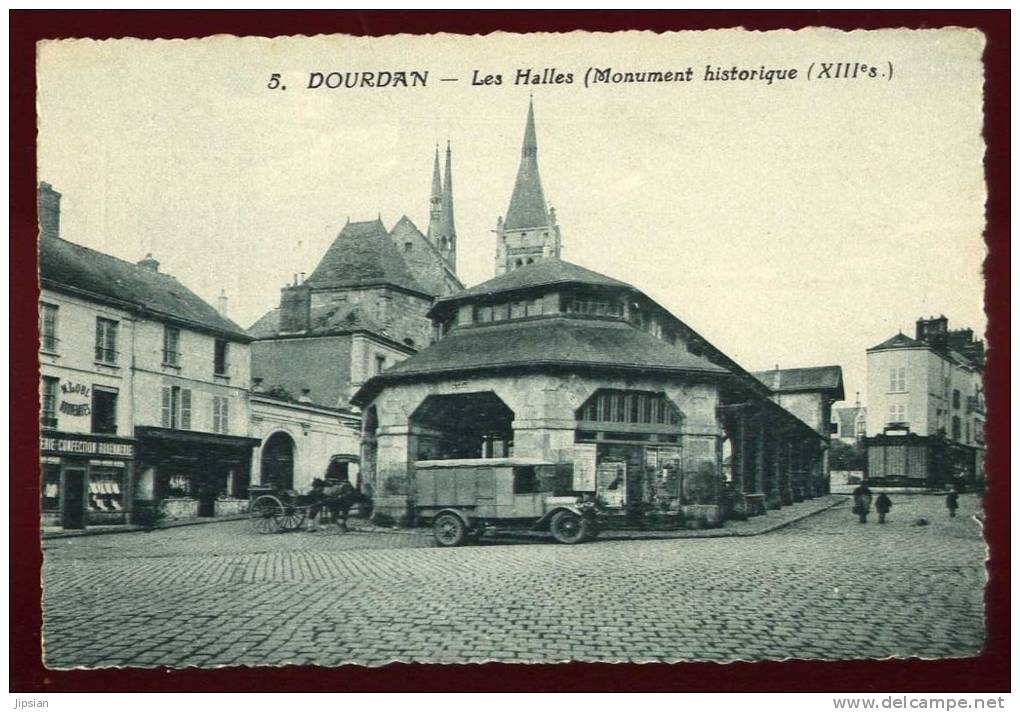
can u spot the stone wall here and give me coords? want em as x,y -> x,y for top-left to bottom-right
364,371 -> 725,521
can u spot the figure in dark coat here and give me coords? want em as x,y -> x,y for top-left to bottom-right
946,488 -> 960,518
305,478 -> 327,532
852,483 -> 873,524
875,493 -> 892,524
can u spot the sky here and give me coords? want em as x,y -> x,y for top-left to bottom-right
36,29 -> 987,408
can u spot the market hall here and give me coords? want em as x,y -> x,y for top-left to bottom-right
352,258 -> 832,528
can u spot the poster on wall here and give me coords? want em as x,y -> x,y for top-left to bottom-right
572,443 -> 597,492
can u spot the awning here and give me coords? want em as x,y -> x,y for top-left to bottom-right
135,426 -> 261,450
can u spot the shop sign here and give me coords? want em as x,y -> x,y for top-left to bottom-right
59,381 -> 91,417
40,435 -> 134,458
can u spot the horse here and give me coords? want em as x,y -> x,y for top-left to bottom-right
319,480 -> 373,531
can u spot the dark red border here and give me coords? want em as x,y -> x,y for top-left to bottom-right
10,10 -> 1009,693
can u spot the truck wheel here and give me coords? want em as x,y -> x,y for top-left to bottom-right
550,510 -> 589,545
434,513 -> 467,547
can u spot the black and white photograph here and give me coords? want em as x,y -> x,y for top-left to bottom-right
29,23 -> 995,678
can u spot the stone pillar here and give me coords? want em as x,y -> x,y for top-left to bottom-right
374,424 -> 414,524
767,424 -> 782,510
785,440 -> 797,504
754,417 -> 766,496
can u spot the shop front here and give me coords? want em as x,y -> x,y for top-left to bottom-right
40,431 -> 136,529
134,426 -> 260,521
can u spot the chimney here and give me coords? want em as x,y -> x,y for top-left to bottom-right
38,182 -> 62,240
251,377 -> 264,393
216,289 -> 229,317
279,284 -> 311,333
298,388 -> 313,404
137,253 -> 160,272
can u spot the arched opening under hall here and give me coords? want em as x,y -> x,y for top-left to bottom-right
574,388 -> 687,520
410,391 -> 515,461
260,431 -> 296,491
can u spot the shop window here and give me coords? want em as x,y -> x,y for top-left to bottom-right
212,395 -> 230,434
42,463 -> 61,512
95,317 -> 118,364
41,376 -> 58,428
163,325 -> 181,366
214,339 -> 229,376
161,386 -> 192,430
164,472 -> 192,497
88,466 -> 125,513
40,303 -> 59,353
91,386 -> 118,434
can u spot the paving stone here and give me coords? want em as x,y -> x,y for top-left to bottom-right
41,494 -> 985,667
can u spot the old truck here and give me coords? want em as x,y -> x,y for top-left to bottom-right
413,458 -> 599,546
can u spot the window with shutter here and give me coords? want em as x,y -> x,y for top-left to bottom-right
212,396 -> 221,433
161,386 -> 172,428
181,389 -> 192,430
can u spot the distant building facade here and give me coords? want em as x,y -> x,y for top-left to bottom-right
752,365 -> 846,488
38,183 -> 259,528
864,316 -> 985,488
831,401 -> 867,444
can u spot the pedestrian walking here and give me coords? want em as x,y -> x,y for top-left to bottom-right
875,493 -> 892,524
946,487 -> 960,519
852,482 -> 873,524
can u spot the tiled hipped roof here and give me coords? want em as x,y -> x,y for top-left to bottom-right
431,258 -> 629,313
304,219 -> 426,295
353,317 -> 727,402
39,235 -> 251,341
247,303 -> 388,340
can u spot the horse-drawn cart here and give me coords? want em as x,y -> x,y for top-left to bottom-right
248,482 -> 371,534
248,486 -> 310,533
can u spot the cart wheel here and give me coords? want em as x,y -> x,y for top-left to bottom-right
250,495 -> 284,534
278,505 -> 306,532
434,513 -> 467,547
550,510 -> 589,545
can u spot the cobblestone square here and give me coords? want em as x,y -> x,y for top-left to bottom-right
41,494 -> 986,668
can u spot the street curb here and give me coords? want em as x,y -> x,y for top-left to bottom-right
41,513 -> 251,540
42,497 -> 850,542
596,495 -> 849,542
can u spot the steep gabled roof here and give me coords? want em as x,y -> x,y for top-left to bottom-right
304,218 -> 426,295
389,215 -> 463,297
868,332 -> 922,351
752,365 -> 845,398
352,316 -> 728,405
431,258 -> 629,314
40,235 -> 251,341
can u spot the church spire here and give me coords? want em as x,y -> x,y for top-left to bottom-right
426,144 -> 443,244
440,141 -> 457,269
504,98 -> 550,232
494,99 -> 562,275
522,96 -> 538,158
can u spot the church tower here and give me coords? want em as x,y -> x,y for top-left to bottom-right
494,99 -> 562,275
427,142 -> 457,270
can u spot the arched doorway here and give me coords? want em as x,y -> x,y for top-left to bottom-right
261,431 -> 296,491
